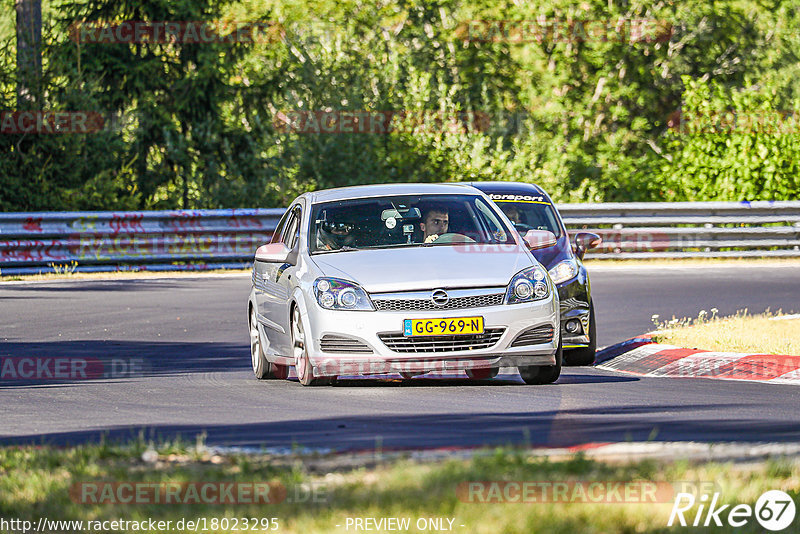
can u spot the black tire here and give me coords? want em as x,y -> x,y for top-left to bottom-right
519,336 -> 562,384
564,301 -> 597,366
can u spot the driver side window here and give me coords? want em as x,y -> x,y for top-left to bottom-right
271,210 -> 290,244
282,206 -> 302,249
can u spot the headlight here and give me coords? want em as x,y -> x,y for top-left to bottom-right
314,278 -> 374,311
548,258 -> 579,285
506,266 -> 550,304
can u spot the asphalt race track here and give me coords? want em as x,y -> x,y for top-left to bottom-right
2,264 -> 799,451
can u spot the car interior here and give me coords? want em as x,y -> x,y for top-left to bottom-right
503,203 -> 562,237
311,196 -> 513,250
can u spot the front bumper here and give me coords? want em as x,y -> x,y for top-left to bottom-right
556,274 -> 591,348
302,295 -> 560,377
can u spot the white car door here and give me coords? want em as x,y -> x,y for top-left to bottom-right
255,204 -> 301,357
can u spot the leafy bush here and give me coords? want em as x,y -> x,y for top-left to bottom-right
1,0 -> 798,210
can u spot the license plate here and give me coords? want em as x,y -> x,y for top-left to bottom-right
403,317 -> 484,337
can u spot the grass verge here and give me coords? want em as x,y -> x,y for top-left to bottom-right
1,441 -> 799,533
651,311 -> 800,355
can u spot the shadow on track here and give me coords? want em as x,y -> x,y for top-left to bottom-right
3,403 -> 796,451
302,372 -> 638,387
0,339 -> 638,389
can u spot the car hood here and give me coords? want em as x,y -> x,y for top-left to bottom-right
310,245 -> 535,293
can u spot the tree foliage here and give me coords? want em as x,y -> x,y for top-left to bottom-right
0,0 -> 798,211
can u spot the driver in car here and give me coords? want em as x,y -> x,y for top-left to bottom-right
420,206 -> 449,243
500,204 -> 522,225
317,220 -> 356,250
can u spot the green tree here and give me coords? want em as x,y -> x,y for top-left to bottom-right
662,77 -> 800,200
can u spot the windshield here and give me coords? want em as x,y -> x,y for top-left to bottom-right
309,194 -> 515,253
487,195 -> 562,238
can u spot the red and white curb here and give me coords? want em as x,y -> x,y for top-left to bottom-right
595,337 -> 800,384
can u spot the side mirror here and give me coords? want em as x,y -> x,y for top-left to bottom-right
254,242 -> 291,264
573,232 -> 602,260
523,229 -> 558,250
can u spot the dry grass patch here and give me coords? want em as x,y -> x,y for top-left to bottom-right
652,310 -> 800,355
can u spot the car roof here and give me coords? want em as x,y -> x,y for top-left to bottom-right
303,183 -> 481,204
464,181 -> 549,197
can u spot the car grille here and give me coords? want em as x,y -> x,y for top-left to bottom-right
319,335 -> 373,353
378,328 -> 505,353
510,325 -> 555,347
373,293 -> 504,311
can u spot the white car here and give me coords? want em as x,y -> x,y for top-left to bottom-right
247,183 -> 561,386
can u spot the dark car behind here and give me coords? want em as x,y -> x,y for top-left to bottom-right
466,182 -> 601,365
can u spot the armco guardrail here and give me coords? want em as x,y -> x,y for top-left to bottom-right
0,209 -> 282,275
559,200 -> 800,259
1,201 -> 799,275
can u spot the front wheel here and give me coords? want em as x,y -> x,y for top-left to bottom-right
292,306 -> 330,386
564,301 -> 597,366
518,337 -> 562,385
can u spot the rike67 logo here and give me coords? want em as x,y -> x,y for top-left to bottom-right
669,490 -> 796,531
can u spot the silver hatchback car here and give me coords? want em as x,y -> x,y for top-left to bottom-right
247,183 -> 561,386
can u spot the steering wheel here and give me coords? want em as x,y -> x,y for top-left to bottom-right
430,233 -> 476,244
513,222 -> 536,233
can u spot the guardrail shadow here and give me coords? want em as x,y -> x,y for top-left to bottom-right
2,404 -> 798,450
